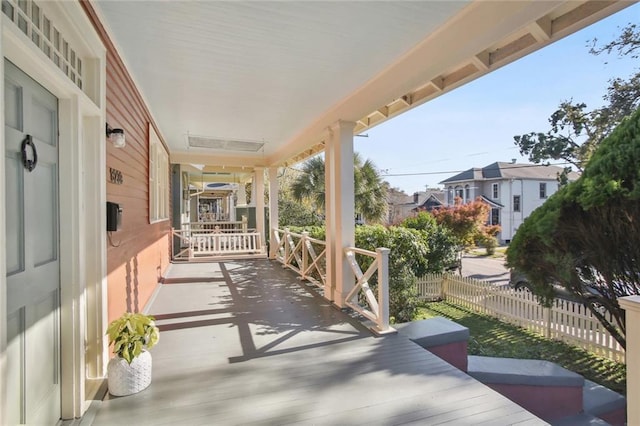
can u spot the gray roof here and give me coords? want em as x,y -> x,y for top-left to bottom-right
439,162 -> 579,184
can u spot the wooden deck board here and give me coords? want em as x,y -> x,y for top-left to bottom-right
89,259 -> 546,425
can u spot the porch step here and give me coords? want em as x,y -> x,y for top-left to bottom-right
395,317 -> 469,371
551,413 -> 610,426
582,379 -> 626,426
467,356 -> 626,425
467,356 -> 584,422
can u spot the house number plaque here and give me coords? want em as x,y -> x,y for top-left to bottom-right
109,167 -> 124,185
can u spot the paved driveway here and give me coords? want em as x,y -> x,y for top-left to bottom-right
461,254 -> 510,286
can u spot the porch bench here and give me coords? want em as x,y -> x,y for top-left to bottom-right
467,356 -> 584,422
395,317 -> 469,371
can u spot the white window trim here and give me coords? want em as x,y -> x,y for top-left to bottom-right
513,195 -> 521,212
492,183 -> 499,199
539,182 -> 547,199
149,123 -> 169,223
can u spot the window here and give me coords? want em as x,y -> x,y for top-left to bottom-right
492,183 -> 499,199
447,186 -> 453,205
513,195 -> 521,212
491,208 -> 500,226
539,182 -> 547,199
464,184 -> 470,202
455,186 -> 464,201
149,123 -> 169,223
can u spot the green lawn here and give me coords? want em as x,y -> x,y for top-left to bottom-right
416,301 -> 626,395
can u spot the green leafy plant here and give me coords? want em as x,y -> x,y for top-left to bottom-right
106,312 -> 160,364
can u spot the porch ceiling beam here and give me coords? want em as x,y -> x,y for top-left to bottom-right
529,16 -> 553,42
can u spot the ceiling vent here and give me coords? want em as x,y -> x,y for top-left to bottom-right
188,136 -> 265,152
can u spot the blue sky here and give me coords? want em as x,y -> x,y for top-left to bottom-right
355,3 -> 640,194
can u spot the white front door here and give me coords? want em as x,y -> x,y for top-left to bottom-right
5,59 -> 61,425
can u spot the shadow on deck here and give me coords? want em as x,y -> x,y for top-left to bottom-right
89,259 -> 545,425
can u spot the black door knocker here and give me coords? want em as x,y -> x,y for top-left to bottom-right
21,134 -> 37,172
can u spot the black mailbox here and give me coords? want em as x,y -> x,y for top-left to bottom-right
106,201 -> 122,231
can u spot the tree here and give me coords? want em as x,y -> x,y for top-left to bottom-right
290,156 -> 326,214
430,197 -> 501,252
400,211 -> 459,272
514,24 -> 640,184
278,195 -> 323,227
507,107 -> 640,349
290,153 -> 389,223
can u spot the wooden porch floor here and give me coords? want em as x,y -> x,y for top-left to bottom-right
89,259 -> 546,425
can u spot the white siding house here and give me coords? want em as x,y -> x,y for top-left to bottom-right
440,162 -> 579,243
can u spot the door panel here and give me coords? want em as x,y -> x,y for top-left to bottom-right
5,153 -> 24,275
6,309 -> 24,425
32,161 -> 57,266
4,79 -> 22,131
30,97 -> 56,146
5,59 -> 60,425
25,293 -> 60,426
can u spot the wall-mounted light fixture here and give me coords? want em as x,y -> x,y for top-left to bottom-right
106,123 -> 126,148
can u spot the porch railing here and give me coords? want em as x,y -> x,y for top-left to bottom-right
173,228 -> 263,260
182,218 -> 250,234
344,246 -> 391,334
416,273 -> 625,362
272,228 -> 326,288
272,227 -> 392,334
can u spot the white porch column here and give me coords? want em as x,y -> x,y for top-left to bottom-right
236,182 -> 247,206
620,296 -> 640,425
0,29 -> 7,426
324,121 -> 356,306
268,167 -> 279,259
254,168 -> 266,246
249,176 -> 256,206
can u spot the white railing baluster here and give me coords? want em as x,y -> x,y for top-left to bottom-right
301,232 -> 309,281
376,248 -> 390,333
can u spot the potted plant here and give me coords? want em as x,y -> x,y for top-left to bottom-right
106,312 -> 160,396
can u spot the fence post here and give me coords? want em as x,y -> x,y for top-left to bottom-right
544,306 -> 552,338
376,248 -> 391,333
301,231 -> 309,280
441,274 -> 449,301
619,296 -> 640,426
284,228 -> 291,268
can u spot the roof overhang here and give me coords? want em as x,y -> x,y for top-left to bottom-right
93,1 -> 633,170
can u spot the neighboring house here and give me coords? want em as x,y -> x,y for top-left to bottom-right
413,191 -> 446,212
387,189 -> 444,224
439,161 -> 579,243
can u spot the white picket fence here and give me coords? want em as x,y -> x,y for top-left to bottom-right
417,273 -> 625,363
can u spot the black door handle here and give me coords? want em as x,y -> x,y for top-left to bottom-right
21,134 -> 37,172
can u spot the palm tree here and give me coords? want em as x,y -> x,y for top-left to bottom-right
290,156 -> 326,213
355,157 -> 389,223
290,153 -> 388,223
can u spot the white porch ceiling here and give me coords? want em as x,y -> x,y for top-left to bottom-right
94,1 -> 631,170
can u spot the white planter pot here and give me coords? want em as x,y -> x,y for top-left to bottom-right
107,350 -> 153,396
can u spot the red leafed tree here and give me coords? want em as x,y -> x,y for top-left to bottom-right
430,197 -> 501,249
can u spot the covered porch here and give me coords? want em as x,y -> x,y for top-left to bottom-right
88,260 -> 544,425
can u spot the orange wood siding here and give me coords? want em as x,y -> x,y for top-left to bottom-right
81,1 -> 171,322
